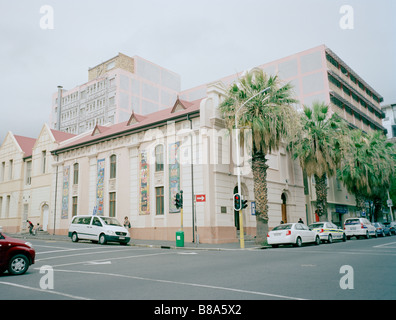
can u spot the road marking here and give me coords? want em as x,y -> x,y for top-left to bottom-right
52,269 -> 307,300
35,248 -> 133,262
0,281 -> 91,300
36,251 -> 173,267
85,261 -> 112,265
373,241 -> 396,248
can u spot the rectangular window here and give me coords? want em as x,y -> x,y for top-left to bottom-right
8,160 -> 13,180
26,161 -> 32,185
6,195 -> 10,218
109,192 -> 116,217
156,187 -> 164,215
110,155 -> 117,179
72,196 -> 78,217
73,163 -> 79,185
0,162 -> 4,182
42,151 -> 47,174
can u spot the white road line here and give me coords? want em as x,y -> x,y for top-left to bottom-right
0,281 -> 91,300
373,241 -> 396,248
36,251 -> 173,267
52,269 -> 307,300
35,248 -> 134,262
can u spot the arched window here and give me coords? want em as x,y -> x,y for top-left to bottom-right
110,154 -> 117,179
73,163 -> 79,185
155,145 -> 164,172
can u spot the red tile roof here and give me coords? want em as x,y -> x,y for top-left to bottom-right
14,135 -> 36,157
53,98 -> 202,154
50,129 -> 76,142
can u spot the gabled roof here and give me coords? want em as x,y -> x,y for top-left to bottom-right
126,111 -> 147,126
14,135 -> 36,158
91,124 -> 110,136
50,129 -> 76,142
52,97 -> 202,155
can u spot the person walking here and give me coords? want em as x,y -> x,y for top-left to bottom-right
27,220 -> 34,235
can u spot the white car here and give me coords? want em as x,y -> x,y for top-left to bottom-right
68,215 -> 130,245
267,223 -> 321,248
309,222 -> 346,243
344,218 -> 376,239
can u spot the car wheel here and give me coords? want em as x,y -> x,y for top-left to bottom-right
8,254 -> 29,275
294,237 -> 302,247
99,233 -> 107,245
315,236 -> 320,245
327,234 -> 333,244
71,232 -> 79,242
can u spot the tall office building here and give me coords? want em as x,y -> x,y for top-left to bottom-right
50,53 -> 181,134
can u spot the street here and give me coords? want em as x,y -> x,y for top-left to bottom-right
1,235 -> 395,301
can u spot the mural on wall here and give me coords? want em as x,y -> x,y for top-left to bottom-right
169,141 -> 180,213
61,166 -> 70,219
139,150 -> 150,214
96,159 -> 105,216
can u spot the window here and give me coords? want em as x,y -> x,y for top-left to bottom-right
6,195 -> 10,218
72,196 -> 78,217
392,125 -> 396,138
73,163 -> 79,185
42,151 -> 47,173
156,187 -> 164,215
155,145 -> 164,172
110,155 -> 117,179
26,161 -> 32,185
8,160 -> 13,180
0,197 -> 2,218
0,162 -> 4,182
109,192 -> 116,217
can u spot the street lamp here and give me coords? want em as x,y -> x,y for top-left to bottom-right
234,86 -> 270,249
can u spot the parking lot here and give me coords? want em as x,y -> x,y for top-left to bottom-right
1,235 -> 396,301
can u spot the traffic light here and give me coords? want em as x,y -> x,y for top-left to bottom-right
242,199 -> 248,209
233,193 -> 241,211
175,192 -> 183,209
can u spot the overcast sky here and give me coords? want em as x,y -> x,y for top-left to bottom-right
0,0 -> 395,143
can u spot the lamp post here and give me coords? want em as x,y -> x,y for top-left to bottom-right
234,86 -> 270,248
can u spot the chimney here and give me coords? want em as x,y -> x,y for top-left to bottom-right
56,85 -> 63,130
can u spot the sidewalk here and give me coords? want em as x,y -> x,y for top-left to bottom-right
8,231 -> 268,251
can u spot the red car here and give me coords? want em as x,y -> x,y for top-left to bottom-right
0,229 -> 35,275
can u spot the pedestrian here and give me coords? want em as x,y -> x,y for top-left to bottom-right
34,223 -> 41,235
298,218 -> 304,224
123,216 -> 131,229
27,220 -> 34,235
280,220 -> 284,224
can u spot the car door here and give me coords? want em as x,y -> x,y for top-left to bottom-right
90,217 -> 103,241
0,233 -> 9,267
301,224 -> 315,242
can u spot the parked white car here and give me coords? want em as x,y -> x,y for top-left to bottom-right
267,223 -> 321,248
344,218 -> 376,239
309,222 -> 346,243
68,215 -> 130,245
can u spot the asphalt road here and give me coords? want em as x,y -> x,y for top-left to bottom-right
1,235 -> 395,301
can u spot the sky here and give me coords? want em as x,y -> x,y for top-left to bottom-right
0,0 -> 395,143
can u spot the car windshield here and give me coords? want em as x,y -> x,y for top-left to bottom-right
101,217 -> 122,226
345,219 -> 360,225
309,223 -> 324,229
272,224 -> 292,231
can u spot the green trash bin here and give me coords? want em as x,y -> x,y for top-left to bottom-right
176,230 -> 184,247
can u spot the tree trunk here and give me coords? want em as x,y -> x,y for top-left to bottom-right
314,174 -> 328,221
252,152 -> 269,244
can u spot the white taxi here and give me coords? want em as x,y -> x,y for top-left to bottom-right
308,222 -> 346,243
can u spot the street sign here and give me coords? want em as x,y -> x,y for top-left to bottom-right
387,199 -> 393,207
251,201 -> 256,215
195,194 -> 206,202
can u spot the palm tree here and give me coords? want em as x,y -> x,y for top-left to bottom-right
338,129 -> 396,220
219,69 -> 299,244
291,101 -> 346,221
